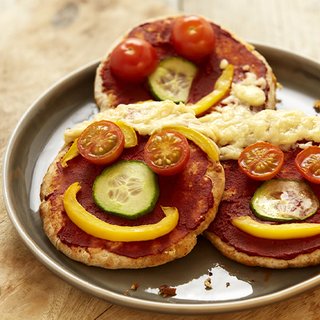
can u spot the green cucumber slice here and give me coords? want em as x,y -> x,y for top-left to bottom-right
148,56 -> 197,103
250,179 -> 319,222
93,160 -> 159,219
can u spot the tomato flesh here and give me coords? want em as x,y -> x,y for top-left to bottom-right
110,38 -> 158,82
171,16 -> 215,61
77,121 -> 125,165
144,130 -> 190,176
238,142 -> 284,181
295,146 -> 320,184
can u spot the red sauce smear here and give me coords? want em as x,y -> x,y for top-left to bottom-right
100,17 -> 268,106
50,138 -> 214,258
208,149 -> 320,260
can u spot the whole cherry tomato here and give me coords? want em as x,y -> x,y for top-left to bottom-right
110,38 -> 158,82
171,16 -> 216,61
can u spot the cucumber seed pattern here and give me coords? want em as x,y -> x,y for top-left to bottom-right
107,174 -> 143,204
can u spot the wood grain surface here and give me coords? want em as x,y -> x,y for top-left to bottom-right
0,0 -> 319,319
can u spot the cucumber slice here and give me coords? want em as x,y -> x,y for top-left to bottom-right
148,57 -> 197,103
93,160 -> 159,219
250,179 -> 319,222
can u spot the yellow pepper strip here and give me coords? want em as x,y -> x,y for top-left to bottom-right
191,64 -> 234,115
163,125 -> 219,162
63,182 -> 179,242
232,215 -> 320,240
61,139 -> 79,168
115,121 -> 138,148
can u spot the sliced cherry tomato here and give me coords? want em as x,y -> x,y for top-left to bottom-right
77,121 -> 124,165
295,146 -> 320,184
110,38 -> 158,82
144,130 -> 190,176
238,142 -> 284,181
171,15 -> 215,61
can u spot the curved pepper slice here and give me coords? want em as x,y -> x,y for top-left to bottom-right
114,121 -> 138,148
191,64 -> 234,115
63,182 -> 179,242
232,215 -> 320,240
61,139 -> 79,168
163,125 -> 220,161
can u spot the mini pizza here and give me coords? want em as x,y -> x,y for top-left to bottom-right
94,15 -> 276,113
205,143 -> 320,269
40,121 -> 225,269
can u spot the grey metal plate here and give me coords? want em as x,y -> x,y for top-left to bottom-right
3,44 -> 320,314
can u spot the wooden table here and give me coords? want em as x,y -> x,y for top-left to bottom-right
1,0 -> 319,319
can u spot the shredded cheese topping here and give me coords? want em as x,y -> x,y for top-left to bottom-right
64,72 -> 320,161
64,100 -> 216,143
200,105 -> 320,159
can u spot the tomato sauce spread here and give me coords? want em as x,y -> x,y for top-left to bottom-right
208,149 -> 320,260
51,138 -> 214,258
100,17 -> 268,106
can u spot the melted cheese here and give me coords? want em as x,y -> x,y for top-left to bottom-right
65,100 -> 320,161
230,72 -> 267,107
64,100 -> 216,143
200,105 -> 320,159
232,83 -> 266,107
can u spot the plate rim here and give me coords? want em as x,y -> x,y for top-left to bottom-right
3,44 -> 320,315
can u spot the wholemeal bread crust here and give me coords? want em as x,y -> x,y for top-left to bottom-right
94,15 -> 277,111
205,231 -> 320,269
40,145 -> 225,269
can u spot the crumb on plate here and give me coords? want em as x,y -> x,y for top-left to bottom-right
204,277 -> 213,290
158,285 -> 176,298
123,282 -> 140,295
314,100 -> 320,113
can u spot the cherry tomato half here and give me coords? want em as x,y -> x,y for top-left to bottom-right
77,120 -> 125,165
144,130 -> 190,176
110,38 -> 158,82
295,146 -> 320,184
238,142 -> 284,181
171,15 -> 216,61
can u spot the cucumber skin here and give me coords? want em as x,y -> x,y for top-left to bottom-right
250,202 -> 294,223
93,160 -> 159,220
250,179 -> 319,222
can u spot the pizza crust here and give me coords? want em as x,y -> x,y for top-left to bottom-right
94,15 -> 277,111
40,145 -> 225,269
205,231 -> 320,269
